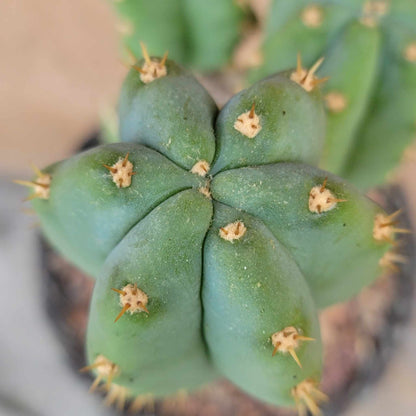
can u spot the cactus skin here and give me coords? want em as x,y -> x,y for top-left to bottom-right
211,72 -> 325,174
87,190 -> 217,397
119,59 -> 217,170
182,0 -> 244,70
203,202 -> 322,406
31,143 -> 204,277
114,0 -> 187,64
26,56 -> 394,412
255,0 -> 416,190
211,164 -> 389,308
113,0 -> 245,71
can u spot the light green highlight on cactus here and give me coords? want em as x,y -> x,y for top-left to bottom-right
32,143 -> 204,277
119,60 -> 217,170
343,24 -> 416,187
319,21 -> 381,173
203,202 -> 322,406
112,0 -> 245,71
114,0 -> 187,64
211,163 -> 390,307
182,0 -> 244,70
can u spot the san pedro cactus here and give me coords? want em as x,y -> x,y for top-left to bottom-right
253,0 -> 416,190
112,0 -> 246,71
18,52 -> 405,415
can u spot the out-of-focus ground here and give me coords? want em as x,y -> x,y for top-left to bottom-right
1,1 -> 416,415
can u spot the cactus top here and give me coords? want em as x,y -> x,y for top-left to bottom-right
24,55 -> 396,414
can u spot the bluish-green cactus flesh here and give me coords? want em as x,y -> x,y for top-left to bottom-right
31,142 -> 389,405
211,72 -> 326,174
30,62 -> 391,408
31,143 -> 205,278
86,189 -> 218,397
210,164 -> 388,307
204,202 -> 322,406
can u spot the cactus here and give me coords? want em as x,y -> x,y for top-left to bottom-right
18,53 -> 403,414
253,0 -> 416,190
112,0 -> 246,71
110,0 -> 416,189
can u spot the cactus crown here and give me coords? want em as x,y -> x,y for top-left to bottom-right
19,47 -> 402,414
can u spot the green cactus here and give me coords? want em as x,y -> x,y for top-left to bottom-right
18,54 -> 402,415
112,0 -> 246,71
109,0 -> 416,190
253,0 -> 416,190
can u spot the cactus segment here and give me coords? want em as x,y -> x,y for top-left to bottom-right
211,163 -> 390,307
211,73 -> 325,174
119,59 -> 218,170
182,0 -> 245,70
252,1 -> 358,82
114,0 -> 187,65
86,189 -> 217,398
342,25 -> 416,188
203,202 -> 322,407
31,143 -> 204,277
319,21 -> 381,174
385,0 -> 416,29
113,0 -> 244,71
257,0 -> 416,189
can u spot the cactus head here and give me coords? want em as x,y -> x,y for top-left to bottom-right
19,52 -> 399,414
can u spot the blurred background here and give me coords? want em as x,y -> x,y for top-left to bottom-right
1,0 -> 416,415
